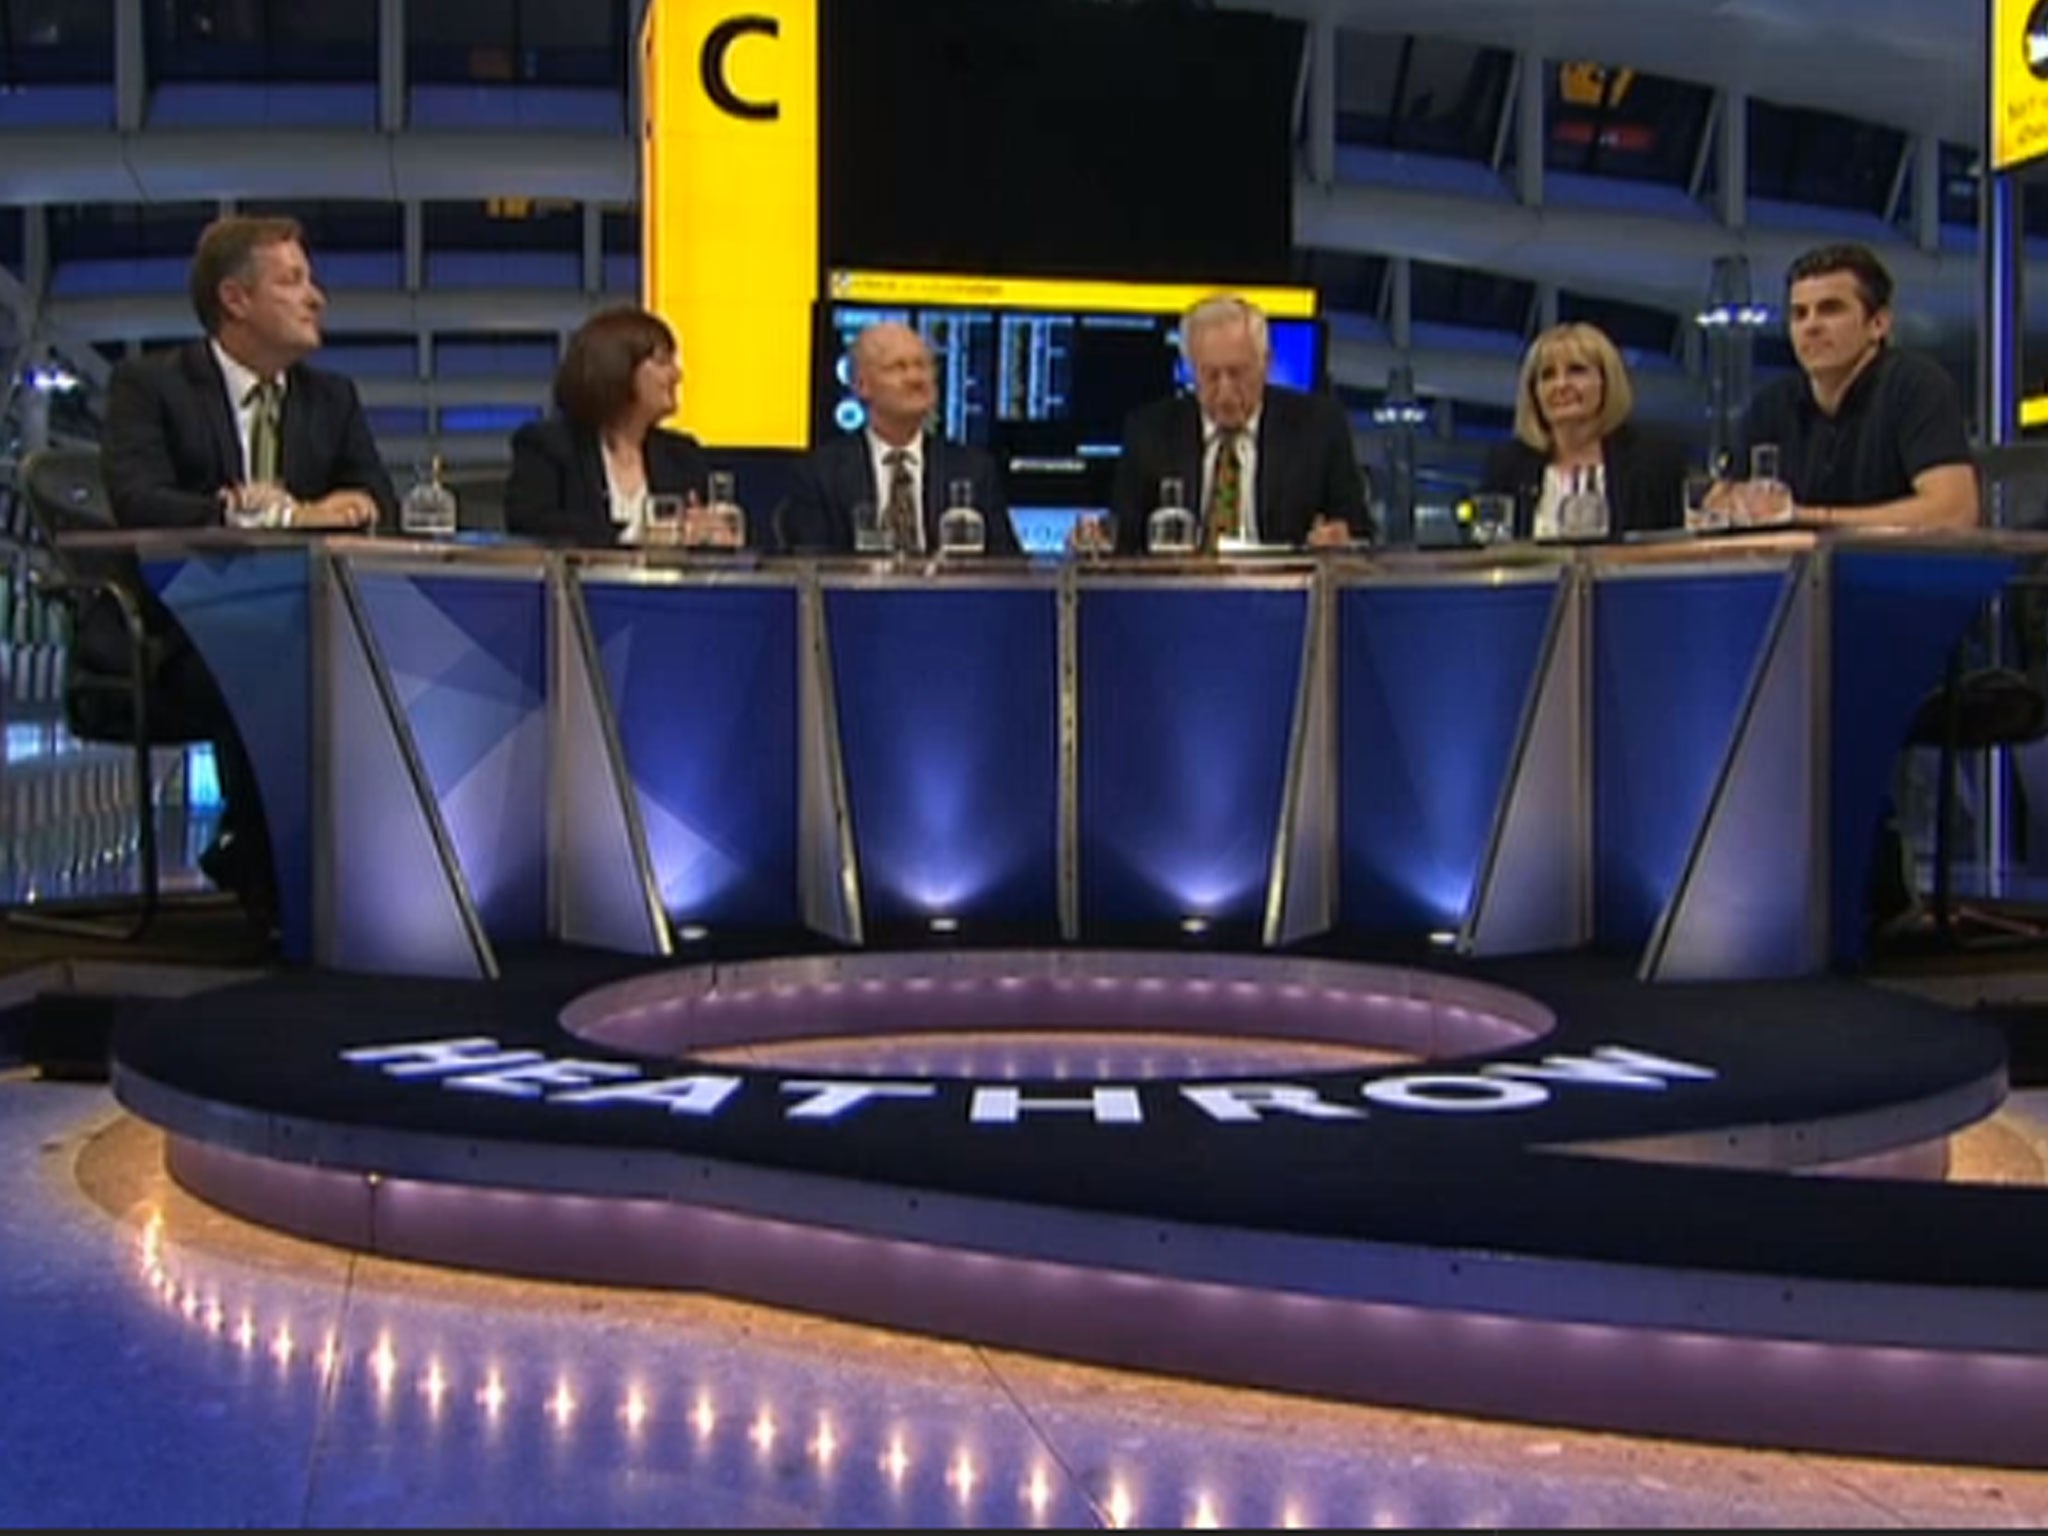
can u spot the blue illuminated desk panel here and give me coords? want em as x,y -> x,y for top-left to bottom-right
105,530 -> 2030,981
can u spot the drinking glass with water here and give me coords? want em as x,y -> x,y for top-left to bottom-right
400,458 -> 459,539
937,477 -> 986,556
1146,476 -> 1197,555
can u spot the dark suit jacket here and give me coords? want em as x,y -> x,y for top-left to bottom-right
88,340 -> 397,673
101,340 -> 397,533
1480,423 -> 1689,540
503,417 -> 713,547
775,432 -> 1018,556
1110,385 -> 1372,553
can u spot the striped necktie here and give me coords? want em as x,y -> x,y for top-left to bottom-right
883,447 -> 920,552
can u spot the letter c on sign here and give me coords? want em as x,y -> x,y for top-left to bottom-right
702,15 -> 779,120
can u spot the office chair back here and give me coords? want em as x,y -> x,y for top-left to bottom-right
20,445 -> 116,538
1976,443 -> 2048,531
7,446 -> 207,938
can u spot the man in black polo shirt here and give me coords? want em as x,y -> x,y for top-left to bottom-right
1736,242 -> 1978,530
1740,244 -> 1979,939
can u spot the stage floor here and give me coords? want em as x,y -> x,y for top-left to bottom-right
1,1077 -> 2046,1528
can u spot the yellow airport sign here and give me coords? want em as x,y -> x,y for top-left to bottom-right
642,0 -> 818,449
827,270 -> 1319,320
1992,0 -> 2048,171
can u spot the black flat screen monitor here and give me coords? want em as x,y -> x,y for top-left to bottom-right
815,272 -> 1324,535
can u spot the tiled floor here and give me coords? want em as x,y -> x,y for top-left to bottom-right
4,1075 -> 2048,1529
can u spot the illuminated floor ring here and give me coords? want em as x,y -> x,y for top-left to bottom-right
557,949 -> 1557,1062
111,948 -> 2048,1468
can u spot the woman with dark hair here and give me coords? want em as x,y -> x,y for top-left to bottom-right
504,305 -> 712,545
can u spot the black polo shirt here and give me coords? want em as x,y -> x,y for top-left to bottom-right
1737,347 -> 1971,508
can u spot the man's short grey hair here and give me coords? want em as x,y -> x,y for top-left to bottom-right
1179,295 -> 1270,366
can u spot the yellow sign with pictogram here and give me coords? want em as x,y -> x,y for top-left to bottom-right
1992,0 -> 2048,171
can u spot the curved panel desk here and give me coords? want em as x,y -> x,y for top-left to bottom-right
79,529 -> 2033,982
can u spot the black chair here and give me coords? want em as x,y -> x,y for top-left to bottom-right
9,445 -> 214,940
1879,449 -> 2048,946
1901,657 -> 2048,941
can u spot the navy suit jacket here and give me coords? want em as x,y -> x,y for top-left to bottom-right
775,432 -> 1017,556
101,340 -> 397,532
1110,385 -> 1372,553
504,417 -> 714,547
88,340 -> 396,671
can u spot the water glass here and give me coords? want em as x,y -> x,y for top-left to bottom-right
1468,492 -> 1515,546
1147,505 -> 1198,555
400,474 -> 457,538
1741,443 -> 1793,527
1147,476 -> 1197,555
937,478 -> 986,556
852,499 -> 895,556
1680,473 -> 1720,534
643,493 -> 685,546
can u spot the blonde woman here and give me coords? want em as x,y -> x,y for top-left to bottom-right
1481,322 -> 1685,540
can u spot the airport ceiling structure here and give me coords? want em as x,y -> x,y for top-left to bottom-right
0,0 -> 2011,473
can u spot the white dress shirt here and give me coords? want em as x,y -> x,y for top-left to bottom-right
210,338 -> 287,484
1533,461 -> 1609,541
603,456 -> 652,545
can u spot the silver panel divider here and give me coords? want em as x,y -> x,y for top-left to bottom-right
320,556 -> 497,979
798,571 -> 863,946
548,563 -> 670,957
1264,562 -> 1337,948
1643,557 -> 1819,981
1462,567 -> 1591,957
1057,565 -> 1081,943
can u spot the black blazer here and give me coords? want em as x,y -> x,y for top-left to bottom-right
1480,423 -> 1689,540
101,340 -> 398,532
87,341 -> 397,674
1110,385 -> 1372,553
503,418 -> 713,547
775,432 -> 1018,556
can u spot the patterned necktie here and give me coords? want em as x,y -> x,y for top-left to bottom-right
1205,427 -> 1243,550
246,379 -> 282,485
883,447 -> 920,552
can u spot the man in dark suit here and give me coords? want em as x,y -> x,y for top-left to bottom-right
96,215 -> 397,926
1109,294 -> 1370,553
776,321 -> 1018,556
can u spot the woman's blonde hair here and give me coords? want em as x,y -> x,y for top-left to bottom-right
1512,323 -> 1634,453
